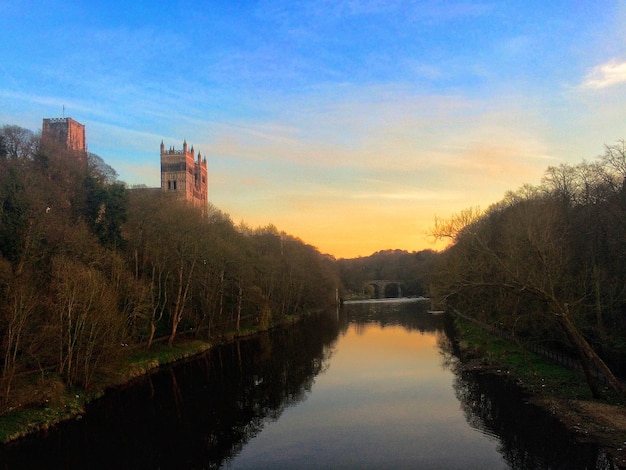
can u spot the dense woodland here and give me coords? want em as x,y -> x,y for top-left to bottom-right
338,249 -> 437,298
0,124 -> 339,407
431,140 -> 626,398
3,120 -> 626,410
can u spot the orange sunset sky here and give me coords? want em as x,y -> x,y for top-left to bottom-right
2,2 -> 626,258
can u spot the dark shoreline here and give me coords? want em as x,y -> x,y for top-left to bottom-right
0,311 -> 316,446
451,315 -> 626,469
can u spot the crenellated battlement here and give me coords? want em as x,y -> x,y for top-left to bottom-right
160,140 -> 208,207
39,118 -> 208,208
162,148 -> 185,155
42,117 -> 86,154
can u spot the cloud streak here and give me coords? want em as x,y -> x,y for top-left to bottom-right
581,59 -> 626,89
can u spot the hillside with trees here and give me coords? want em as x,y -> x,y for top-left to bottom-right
338,249 -> 437,299
431,141 -> 626,398
4,118 -> 626,430
0,124 -> 340,411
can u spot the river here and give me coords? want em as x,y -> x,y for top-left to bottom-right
0,299 -> 615,468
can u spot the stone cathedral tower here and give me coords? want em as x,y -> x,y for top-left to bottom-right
42,117 -> 86,153
160,140 -> 208,207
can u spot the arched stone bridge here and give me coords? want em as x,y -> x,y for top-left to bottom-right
365,280 -> 403,299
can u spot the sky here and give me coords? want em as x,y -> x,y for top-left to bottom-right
1,1 -> 626,258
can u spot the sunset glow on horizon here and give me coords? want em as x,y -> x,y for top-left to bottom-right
2,2 -> 626,258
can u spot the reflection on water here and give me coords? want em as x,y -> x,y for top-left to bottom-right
0,313 -> 341,469
0,301 -> 616,469
229,302 -> 506,469
453,372 -> 614,469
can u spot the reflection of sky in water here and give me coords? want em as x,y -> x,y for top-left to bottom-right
228,319 -> 507,469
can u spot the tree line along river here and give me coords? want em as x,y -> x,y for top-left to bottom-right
0,299 -> 615,469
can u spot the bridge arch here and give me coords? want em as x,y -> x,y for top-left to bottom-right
365,280 -> 403,299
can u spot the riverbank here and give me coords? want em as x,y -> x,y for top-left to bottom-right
0,313 -> 309,445
452,315 -> 626,468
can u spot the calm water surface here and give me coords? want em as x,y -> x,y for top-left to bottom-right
229,300 -> 504,469
0,300 -> 614,469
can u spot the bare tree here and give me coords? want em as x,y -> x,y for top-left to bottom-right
1,280 -> 35,403
0,125 -> 37,160
433,198 -> 626,398
52,255 -> 124,388
541,163 -> 581,205
600,140 -> 626,180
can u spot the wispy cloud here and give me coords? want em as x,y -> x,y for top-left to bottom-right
352,190 -> 460,201
3,0 -> 624,258
581,59 -> 626,89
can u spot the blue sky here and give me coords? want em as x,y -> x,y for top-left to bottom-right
2,1 -> 626,257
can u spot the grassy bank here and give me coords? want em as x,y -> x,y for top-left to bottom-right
0,313 -> 308,445
0,340 -> 214,444
453,316 -> 594,400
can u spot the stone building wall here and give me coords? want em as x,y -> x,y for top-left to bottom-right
42,117 -> 86,152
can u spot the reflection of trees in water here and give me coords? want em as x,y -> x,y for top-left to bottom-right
0,311 -> 342,469
436,330 -> 458,371
2,305 -> 613,469
191,312 -> 342,468
343,302 -> 460,375
342,301 -> 445,334
439,312 -> 616,470
451,368 -> 615,469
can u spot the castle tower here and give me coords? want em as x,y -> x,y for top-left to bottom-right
160,140 -> 208,207
42,117 -> 86,153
